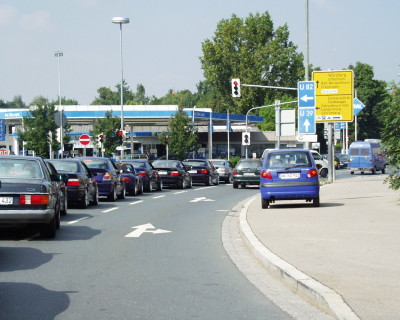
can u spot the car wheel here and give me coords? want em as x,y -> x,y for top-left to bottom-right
371,168 -> 376,175
118,185 -> 126,199
350,171 -> 354,175
319,168 -> 328,178
107,186 -> 117,201
382,168 -> 385,174
188,178 -> 192,188
91,187 -> 99,206
261,198 -> 269,209
157,180 -> 163,191
138,183 -> 144,195
312,196 -> 320,207
205,176 -> 212,186
80,189 -> 89,209
144,181 -> 152,192
233,181 -> 238,189
179,179 -> 186,189
132,182 -> 138,196
61,194 -> 68,216
41,205 -> 59,238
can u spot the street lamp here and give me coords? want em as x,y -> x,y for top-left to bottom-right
112,16 -> 130,159
55,50 -> 63,159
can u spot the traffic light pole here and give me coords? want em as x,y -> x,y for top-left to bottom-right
245,101 -> 296,158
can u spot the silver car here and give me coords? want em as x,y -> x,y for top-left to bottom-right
210,159 -> 234,183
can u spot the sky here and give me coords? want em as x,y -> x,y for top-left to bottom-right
0,0 -> 399,106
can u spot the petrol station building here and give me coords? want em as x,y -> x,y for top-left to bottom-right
0,105 -> 306,158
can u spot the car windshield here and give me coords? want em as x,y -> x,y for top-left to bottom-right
82,160 -> 109,169
266,152 -> 312,169
152,160 -> 179,168
0,159 -> 43,179
183,161 -> 207,167
211,160 -> 226,167
49,160 -> 78,172
128,161 -> 146,169
236,160 -> 261,169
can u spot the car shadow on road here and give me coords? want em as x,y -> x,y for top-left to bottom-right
0,282 -> 70,320
268,202 -> 344,209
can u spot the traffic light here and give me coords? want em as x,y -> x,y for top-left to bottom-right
46,132 -> 52,144
116,130 -> 124,143
231,78 -> 241,98
98,133 -> 104,145
242,132 -> 250,146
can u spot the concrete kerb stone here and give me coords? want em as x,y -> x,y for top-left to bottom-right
238,195 -> 361,320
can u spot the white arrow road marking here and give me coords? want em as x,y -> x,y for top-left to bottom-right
125,223 -> 172,238
130,200 -> 144,205
303,119 -> 311,132
190,197 -> 215,203
102,207 -> 119,213
300,94 -> 314,102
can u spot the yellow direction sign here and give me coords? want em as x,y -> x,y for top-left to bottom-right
312,70 -> 354,122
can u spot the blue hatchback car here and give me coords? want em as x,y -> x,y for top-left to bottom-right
260,149 -> 320,209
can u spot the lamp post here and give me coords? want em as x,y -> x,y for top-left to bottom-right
112,16 -> 130,159
54,50 -> 63,158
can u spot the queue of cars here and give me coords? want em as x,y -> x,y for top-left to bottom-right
0,156 -> 229,238
0,149 -> 335,238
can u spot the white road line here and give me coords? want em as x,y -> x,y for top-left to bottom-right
67,217 -> 90,224
174,191 -> 187,194
102,207 -> 119,213
194,186 -> 217,191
152,195 -> 165,199
216,209 -> 230,212
130,200 -> 144,205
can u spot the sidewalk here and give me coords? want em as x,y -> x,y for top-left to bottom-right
242,174 -> 400,320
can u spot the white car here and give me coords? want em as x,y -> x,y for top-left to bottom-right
310,150 -> 328,178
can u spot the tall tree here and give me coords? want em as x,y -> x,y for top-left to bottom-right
200,11 -> 304,115
160,106 -> 198,160
151,89 -> 197,107
381,84 -> 400,190
90,111 -> 121,155
348,62 -> 388,141
18,105 -> 58,157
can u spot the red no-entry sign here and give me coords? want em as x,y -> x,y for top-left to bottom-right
79,134 -> 91,146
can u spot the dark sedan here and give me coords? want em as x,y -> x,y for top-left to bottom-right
123,160 -> 163,192
78,157 -> 126,201
151,160 -> 192,189
116,162 -> 144,196
46,159 -> 99,208
0,156 -> 64,238
182,159 -> 219,186
232,158 -> 263,188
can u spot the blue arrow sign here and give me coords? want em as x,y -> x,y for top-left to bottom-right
353,98 -> 365,116
298,81 -> 316,108
334,122 -> 347,130
298,107 -> 316,134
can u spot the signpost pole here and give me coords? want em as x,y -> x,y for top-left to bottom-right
275,100 -> 281,149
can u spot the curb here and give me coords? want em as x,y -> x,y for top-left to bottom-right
239,195 -> 361,320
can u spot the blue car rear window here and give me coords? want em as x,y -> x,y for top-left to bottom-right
266,152 -> 312,168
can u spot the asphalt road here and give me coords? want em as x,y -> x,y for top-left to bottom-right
1,183 -> 297,320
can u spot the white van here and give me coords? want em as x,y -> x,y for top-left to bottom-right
261,149 -> 275,159
310,150 -> 328,178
